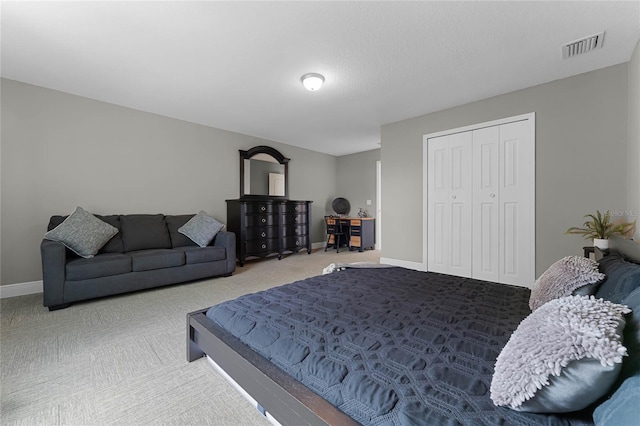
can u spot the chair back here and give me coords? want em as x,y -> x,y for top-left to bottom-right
326,216 -> 348,234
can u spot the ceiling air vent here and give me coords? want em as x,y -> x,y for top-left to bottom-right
562,31 -> 605,59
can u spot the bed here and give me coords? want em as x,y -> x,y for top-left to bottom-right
187,238 -> 640,425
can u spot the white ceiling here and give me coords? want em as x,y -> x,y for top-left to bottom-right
2,1 -> 639,156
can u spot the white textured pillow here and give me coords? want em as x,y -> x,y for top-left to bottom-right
44,206 -> 118,258
529,256 -> 605,310
178,210 -> 224,247
491,295 -> 629,413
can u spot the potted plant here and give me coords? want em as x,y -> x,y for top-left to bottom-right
565,210 -> 636,249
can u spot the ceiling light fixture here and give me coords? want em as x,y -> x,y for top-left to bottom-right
301,73 -> 324,91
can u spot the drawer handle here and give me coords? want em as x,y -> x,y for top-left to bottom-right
294,217 -> 298,222
295,206 -> 299,211
451,195 -> 457,200
261,218 -> 267,223
260,206 -> 266,212
261,243 -> 267,249
261,232 -> 266,238
296,240 -> 300,246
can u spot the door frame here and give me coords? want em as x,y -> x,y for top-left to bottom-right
422,112 -> 536,285
376,160 -> 382,250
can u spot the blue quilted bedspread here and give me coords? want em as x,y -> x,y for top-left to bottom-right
206,267 -> 593,425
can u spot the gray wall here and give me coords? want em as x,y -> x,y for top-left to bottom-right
335,149 -> 380,218
381,63 -> 630,277
629,40 -> 640,240
0,78 -> 340,285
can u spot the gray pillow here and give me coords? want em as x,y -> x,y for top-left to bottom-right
529,256 -> 605,310
490,295 -> 629,413
178,210 -> 224,248
44,206 -> 118,258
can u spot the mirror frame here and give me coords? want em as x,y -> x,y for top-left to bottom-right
239,145 -> 290,199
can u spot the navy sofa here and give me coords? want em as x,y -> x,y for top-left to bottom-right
41,213 -> 235,311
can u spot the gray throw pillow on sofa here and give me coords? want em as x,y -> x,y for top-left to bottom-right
529,256 -> 606,310
44,206 -> 119,258
178,210 -> 224,248
490,295 -> 629,413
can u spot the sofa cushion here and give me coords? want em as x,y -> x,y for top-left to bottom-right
182,246 -> 226,264
95,215 -> 124,253
178,210 -> 225,247
66,253 -> 132,281
45,207 -> 119,258
120,215 -> 171,252
165,214 -> 198,248
129,249 -> 185,272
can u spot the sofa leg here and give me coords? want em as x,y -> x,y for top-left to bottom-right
48,303 -> 71,311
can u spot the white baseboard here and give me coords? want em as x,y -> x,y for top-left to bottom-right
311,242 -> 326,250
0,280 -> 43,299
379,257 -> 426,271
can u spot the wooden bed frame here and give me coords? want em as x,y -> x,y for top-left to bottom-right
187,307 -> 359,426
187,237 -> 640,426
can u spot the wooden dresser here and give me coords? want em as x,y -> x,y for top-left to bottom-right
226,198 -> 313,266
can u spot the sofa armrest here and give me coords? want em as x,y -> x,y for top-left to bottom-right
213,231 -> 236,274
41,239 -> 67,308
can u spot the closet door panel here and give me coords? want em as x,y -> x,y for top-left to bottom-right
427,136 -> 450,274
447,132 -> 472,277
502,201 -> 519,276
472,127 -> 500,282
499,120 -> 534,285
431,202 -> 448,270
427,133 -> 472,277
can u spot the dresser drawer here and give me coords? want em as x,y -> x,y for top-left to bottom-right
245,239 -> 278,254
245,214 -> 277,227
282,225 -> 306,237
246,226 -> 278,240
283,203 -> 308,214
245,203 -> 278,214
281,213 -> 307,226
281,236 -> 307,249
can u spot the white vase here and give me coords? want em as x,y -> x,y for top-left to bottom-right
593,238 -> 609,249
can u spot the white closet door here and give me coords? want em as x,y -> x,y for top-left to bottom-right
425,113 -> 535,287
472,126 -> 500,282
499,120 -> 534,286
427,132 -> 472,277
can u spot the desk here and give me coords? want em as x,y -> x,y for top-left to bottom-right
326,217 -> 375,252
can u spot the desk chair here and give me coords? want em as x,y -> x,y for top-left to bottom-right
324,216 -> 349,253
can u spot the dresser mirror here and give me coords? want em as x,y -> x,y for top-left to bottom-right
239,146 -> 289,199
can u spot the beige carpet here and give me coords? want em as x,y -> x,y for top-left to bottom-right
1,249 -> 380,426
